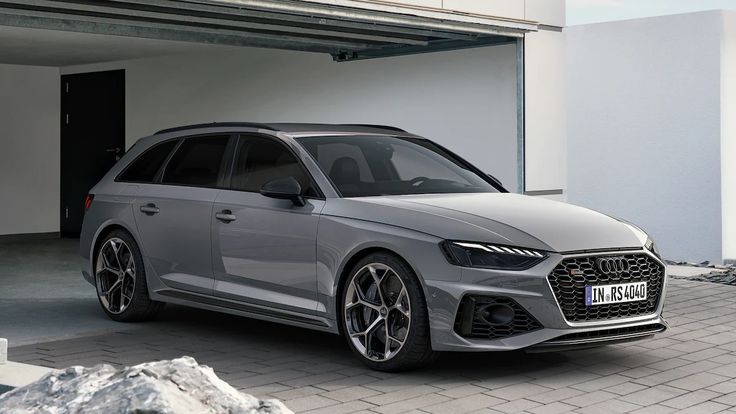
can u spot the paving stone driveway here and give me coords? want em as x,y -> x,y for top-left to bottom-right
9,278 -> 736,413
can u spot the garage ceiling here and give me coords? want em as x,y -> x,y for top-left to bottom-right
0,25 -> 240,66
0,0 -> 534,63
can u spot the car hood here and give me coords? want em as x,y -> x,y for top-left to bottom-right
324,193 -> 645,253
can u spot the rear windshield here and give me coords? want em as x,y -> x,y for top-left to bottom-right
296,135 -> 498,197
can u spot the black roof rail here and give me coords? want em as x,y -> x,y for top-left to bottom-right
155,122 -> 276,135
340,124 -> 406,133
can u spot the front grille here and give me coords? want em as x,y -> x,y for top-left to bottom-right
547,253 -> 665,322
454,296 -> 543,339
545,323 -> 667,344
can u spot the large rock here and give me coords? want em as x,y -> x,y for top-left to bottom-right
0,356 -> 292,414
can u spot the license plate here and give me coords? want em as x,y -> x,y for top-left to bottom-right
585,282 -> 647,306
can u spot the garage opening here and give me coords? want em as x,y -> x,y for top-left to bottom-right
0,0 -> 537,239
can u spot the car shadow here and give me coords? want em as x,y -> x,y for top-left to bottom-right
144,304 -> 612,385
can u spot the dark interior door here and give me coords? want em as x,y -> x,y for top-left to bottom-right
60,70 -> 125,237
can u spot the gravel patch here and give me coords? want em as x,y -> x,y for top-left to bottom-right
667,260 -> 736,286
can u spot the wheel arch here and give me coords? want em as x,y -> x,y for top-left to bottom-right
336,245 -> 426,290
90,220 -> 142,267
337,247 -> 394,293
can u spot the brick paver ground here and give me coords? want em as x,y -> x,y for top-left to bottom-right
9,278 -> 736,413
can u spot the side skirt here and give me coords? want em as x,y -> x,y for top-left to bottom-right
153,288 -> 337,334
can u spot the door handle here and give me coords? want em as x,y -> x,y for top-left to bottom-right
215,209 -> 236,223
140,203 -> 160,215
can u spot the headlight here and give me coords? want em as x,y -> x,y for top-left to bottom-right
644,237 -> 661,258
440,241 -> 548,270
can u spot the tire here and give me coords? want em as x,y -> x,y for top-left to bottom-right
94,229 -> 164,322
339,252 -> 438,371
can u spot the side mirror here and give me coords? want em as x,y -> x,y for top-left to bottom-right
486,173 -> 503,189
260,176 -> 306,207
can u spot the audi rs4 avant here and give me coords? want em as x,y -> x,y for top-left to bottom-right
81,123 -> 667,371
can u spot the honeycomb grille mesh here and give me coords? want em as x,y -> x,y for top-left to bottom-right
454,296 -> 543,339
547,253 -> 665,322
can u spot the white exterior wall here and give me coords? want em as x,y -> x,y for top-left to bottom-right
525,1 -> 566,200
442,0 -> 523,18
0,64 -> 60,235
525,29 -> 567,199
722,12 -> 736,263
525,0 -> 565,27
297,0 -> 566,26
567,12 -> 723,263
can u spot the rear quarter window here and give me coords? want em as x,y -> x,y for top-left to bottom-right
118,140 -> 178,183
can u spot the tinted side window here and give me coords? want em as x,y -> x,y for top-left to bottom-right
161,135 -> 229,187
231,136 -> 316,196
118,140 -> 178,183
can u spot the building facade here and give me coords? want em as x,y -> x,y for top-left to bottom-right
567,11 -> 736,264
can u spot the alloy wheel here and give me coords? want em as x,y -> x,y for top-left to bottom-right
95,237 -> 136,314
344,263 -> 411,361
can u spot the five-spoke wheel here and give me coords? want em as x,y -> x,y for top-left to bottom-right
96,237 -> 136,314
94,230 -> 163,321
341,253 -> 437,371
344,263 -> 411,361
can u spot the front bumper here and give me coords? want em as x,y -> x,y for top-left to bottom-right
424,248 -> 668,352
526,321 -> 667,352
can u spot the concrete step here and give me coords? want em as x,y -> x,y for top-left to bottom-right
0,361 -> 55,389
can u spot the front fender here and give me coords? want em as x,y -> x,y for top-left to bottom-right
315,214 -> 460,323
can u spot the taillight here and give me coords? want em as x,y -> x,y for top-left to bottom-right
84,194 -> 95,211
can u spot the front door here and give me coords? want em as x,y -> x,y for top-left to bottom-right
212,135 -> 324,315
60,70 -> 125,236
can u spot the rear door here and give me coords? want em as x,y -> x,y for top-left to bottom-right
133,134 -> 233,295
211,134 -> 324,315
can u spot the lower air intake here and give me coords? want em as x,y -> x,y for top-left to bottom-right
454,296 -> 543,340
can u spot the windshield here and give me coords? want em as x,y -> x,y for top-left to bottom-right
296,135 -> 499,197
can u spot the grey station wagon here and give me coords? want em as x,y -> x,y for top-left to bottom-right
80,123 -> 667,371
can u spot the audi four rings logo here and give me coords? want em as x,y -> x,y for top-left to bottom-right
597,257 -> 629,275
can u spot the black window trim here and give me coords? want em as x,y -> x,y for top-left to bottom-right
223,133 -> 326,200
153,138 -> 184,184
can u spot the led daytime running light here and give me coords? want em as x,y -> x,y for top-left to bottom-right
453,242 -> 545,258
